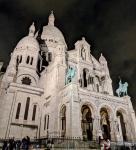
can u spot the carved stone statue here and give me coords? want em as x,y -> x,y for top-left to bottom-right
116,79 -> 128,97
101,112 -> 108,125
65,67 -> 76,84
81,46 -> 86,60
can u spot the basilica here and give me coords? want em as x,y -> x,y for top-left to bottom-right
0,12 -> 136,142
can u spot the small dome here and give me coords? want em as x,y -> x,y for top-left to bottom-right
15,36 -> 39,51
41,11 -> 67,47
15,22 -> 40,51
99,53 -> 107,63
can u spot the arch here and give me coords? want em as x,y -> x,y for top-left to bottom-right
83,68 -> 89,87
26,56 -> 30,64
94,76 -> 100,92
60,105 -> 66,137
99,106 -> 112,140
30,57 -> 33,65
81,105 -> 93,140
24,97 -> 30,120
115,107 -> 128,141
16,55 -> 20,64
32,104 -> 37,121
19,55 -> 22,63
16,103 -> 21,119
98,104 -> 113,116
80,101 -> 97,118
44,114 -> 49,130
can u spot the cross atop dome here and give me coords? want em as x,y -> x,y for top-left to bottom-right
99,53 -> 107,64
28,22 -> 35,37
48,10 -> 55,26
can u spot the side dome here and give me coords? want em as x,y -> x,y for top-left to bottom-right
15,36 -> 39,51
15,22 -> 40,51
41,11 -> 67,47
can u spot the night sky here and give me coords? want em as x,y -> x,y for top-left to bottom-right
0,0 -> 136,110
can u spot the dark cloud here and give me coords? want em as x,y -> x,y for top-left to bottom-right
0,0 -> 136,109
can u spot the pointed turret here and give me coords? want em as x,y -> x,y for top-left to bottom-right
99,53 -> 107,64
28,22 -> 35,37
99,53 -> 113,95
48,10 -> 55,26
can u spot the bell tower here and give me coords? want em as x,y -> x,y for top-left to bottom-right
40,11 -> 67,94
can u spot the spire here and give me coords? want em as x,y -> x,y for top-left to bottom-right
99,53 -> 107,63
28,22 -> 35,37
48,10 -> 55,26
82,37 -> 85,41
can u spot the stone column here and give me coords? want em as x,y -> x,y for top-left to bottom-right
69,83 -> 82,138
117,116 -> 123,142
124,96 -> 136,141
109,117 -> 116,141
92,115 -> 101,141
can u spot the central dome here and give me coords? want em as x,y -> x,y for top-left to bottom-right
41,11 -> 67,47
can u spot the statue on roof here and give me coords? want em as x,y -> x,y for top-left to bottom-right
116,78 -> 128,97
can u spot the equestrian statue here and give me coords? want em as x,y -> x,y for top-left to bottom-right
116,79 -> 128,97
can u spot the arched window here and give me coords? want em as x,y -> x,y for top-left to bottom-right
44,115 -> 49,130
16,103 -> 21,119
16,55 -> 19,64
26,56 -> 30,64
44,115 -> 47,130
117,111 -> 127,141
22,77 -> 31,85
24,97 -> 30,120
32,105 -> 37,121
83,69 -> 88,87
61,106 -> 66,131
19,55 -> 22,63
47,115 -> 49,129
30,57 -> 33,65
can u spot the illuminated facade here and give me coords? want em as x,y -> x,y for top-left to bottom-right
0,12 -> 136,142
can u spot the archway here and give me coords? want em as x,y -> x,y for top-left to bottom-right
100,108 -> 111,140
81,105 -> 93,140
116,111 -> 127,141
83,69 -> 89,87
60,105 -> 66,137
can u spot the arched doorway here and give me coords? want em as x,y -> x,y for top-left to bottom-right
100,108 -> 111,140
60,106 -> 66,137
116,111 -> 127,141
81,105 -> 93,140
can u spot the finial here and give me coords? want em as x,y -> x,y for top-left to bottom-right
82,37 -> 85,41
48,10 -> 55,26
29,22 -> 35,37
99,53 -> 107,63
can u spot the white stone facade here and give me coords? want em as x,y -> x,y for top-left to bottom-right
0,12 -> 136,142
